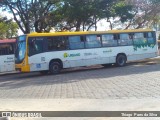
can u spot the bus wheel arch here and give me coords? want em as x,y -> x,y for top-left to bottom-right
116,53 -> 127,67
49,59 -> 63,74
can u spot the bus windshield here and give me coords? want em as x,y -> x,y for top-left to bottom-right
15,35 -> 26,64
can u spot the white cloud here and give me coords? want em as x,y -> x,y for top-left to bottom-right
0,11 -> 13,19
97,19 -> 110,31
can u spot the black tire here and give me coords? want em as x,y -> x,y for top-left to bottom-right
49,62 -> 62,74
40,70 -> 48,75
116,54 -> 127,67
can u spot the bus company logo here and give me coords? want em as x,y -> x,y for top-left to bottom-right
64,53 -> 80,58
64,53 -> 69,58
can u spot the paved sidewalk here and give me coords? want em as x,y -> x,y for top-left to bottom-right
1,57 -> 160,120
1,98 -> 160,120
1,63 -> 160,99
1,98 -> 160,111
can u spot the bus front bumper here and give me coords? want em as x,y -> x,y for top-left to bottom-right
15,64 -> 30,72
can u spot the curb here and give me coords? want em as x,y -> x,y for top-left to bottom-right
0,71 -> 20,76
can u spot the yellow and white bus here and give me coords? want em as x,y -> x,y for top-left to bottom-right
0,39 -> 16,73
15,29 -> 158,74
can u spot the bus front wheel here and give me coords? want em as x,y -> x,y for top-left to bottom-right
49,62 -> 62,74
116,54 -> 127,67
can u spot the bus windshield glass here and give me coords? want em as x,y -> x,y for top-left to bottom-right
15,35 -> 26,64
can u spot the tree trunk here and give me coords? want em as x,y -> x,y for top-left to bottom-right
76,21 -> 81,31
107,18 -> 113,30
95,21 -> 97,31
125,20 -> 132,30
87,22 -> 94,31
34,20 -> 43,33
136,20 -> 146,29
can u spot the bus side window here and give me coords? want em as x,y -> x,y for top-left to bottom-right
144,32 -> 147,38
85,35 -> 101,48
119,33 -> 133,46
102,34 -> 117,47
47,37 -> 54,51
47,37 -> 68,51
68,36 -> 85,50
0,45 -> 1,55
28,38 -> 36,56
114,34 -> 120,40
147,32 -> 155,44
0,44 -> 5,55
0,44 -> 11,55
8,43 -> 14,54
148,32 -> 153,38
133,32 -> 146,45
129,33 -> 134,39
28,37 -> 44,56
113,34 -> 118,46
59,37 -> 68,50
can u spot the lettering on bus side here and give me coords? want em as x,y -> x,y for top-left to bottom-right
4,60 -> 14,63
84,53 -> 92,56
7,57 -> 14,60
103,49 -> 112,53
4,57 -> 14,63
84,53 -> 98,56
64,53 -> 80,58
41,57 -> 45,62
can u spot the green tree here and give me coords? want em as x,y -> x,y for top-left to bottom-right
125,0 -> 160,29
102,0 -> 134,30
6,21 -> 19,38
3,0 -> 155,32
53,0 -> 95,31
0,0 -> 60,33
0,16 -> 18,39
53,0 -> 119,31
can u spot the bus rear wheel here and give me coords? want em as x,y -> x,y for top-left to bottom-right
49,61 -> 62,74
116,54 -> 127,67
